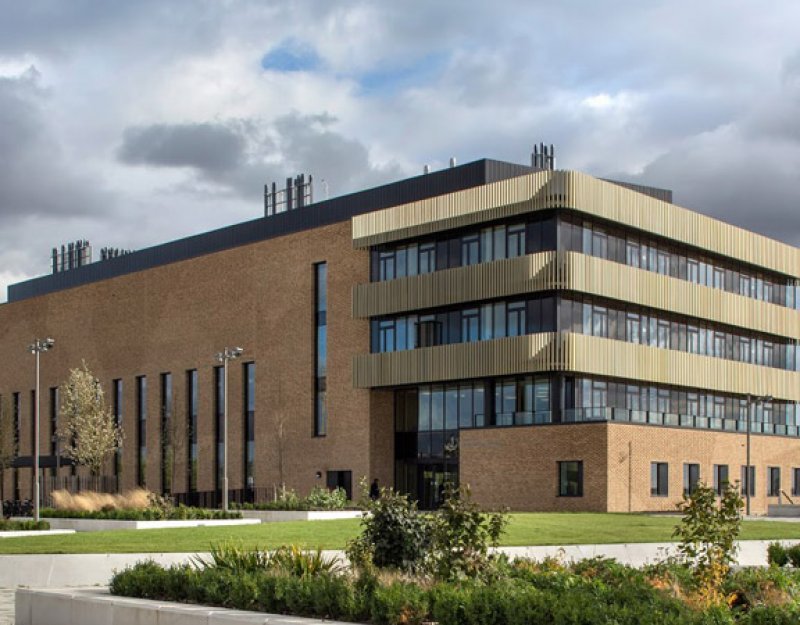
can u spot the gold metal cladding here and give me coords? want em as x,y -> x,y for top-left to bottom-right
352,332 -> 800,402
353,251 -> 800,341
351,170 -> 800,280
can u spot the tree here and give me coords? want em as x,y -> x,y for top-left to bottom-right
0,395 -> 15,501
58,362 -> 124,477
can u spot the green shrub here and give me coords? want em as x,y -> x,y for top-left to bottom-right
39,505 -> 240,520
347,488 -> 431,572
767,543 -> 789,568
786,545 -> 800,569
370,581 -> 428,625
0,519 -> 50,531
305,486 -> 347,510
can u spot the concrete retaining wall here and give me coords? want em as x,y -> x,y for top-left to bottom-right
0,530 -> 75,539
768,504 -> 800,517
239,510 -> 363,522
16,587 -> 352,625
40,517 -> 260,532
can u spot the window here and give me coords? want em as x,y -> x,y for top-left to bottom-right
768,467 -> 781,497
187,370 -> 198,493
461,309 -> 480,342
507,302 -> 526,337
793,468 -> 800,497
12,393 -> 20,500
378,319 -> 396,352
419,243 -> 436,274
741,465 -> 755,497
214,366 -> 224,493
244,362 -> 256,490
314,262 -> 328,436
683,463 -> 700,495
49,387 -> 60,478
507,224 -> 526,258
136,376 -> 147,487
160,373 -> 172,495
651,462 -> 668,496
558,461 -> 583,497
713,464 -> 729,496
461,235 -> 480,266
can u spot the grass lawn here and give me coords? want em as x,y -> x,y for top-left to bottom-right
2,513 -> 800,554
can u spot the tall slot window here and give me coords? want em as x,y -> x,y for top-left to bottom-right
112,381 -> 122,478
186,370 -> 198,493
244,362 -> 256,490
314,262 -> 328,436
713,464 -> 729,496
136,376 -> 147,487
651,462 -> 668,496
49,387 -> 59,478
160,373 -> 173,495
12,393 -> 20,500
214,366 -> 224,494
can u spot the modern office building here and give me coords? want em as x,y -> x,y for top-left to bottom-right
1,155 -> 799,513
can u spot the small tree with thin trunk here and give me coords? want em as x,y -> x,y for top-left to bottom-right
0,395 -> 14,502
58,362 -> 124,477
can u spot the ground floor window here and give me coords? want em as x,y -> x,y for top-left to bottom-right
768,467 -> 781,497
741,465 -> 756,497
651,462 -> 668,496
395,460 -> 458,510
713,464 -> 729,495
793,468 -> 800,497
683,463 -> 700,495
557,460 -> 583,497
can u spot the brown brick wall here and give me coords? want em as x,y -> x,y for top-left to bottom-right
0,220 -> 379,501
607,422 -> 800,515
459,423 -> 609,512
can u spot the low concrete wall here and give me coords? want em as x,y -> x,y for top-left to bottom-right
0,541 -> 788,589
0,530 -> 75,539
239,510 -> 363,522
768,504 -> 800,517
40,517 -> 260,532
16,587 -> 353,625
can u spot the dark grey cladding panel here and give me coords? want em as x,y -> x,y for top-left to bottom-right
8,159 -> 533,303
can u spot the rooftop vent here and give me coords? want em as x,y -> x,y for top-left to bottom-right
532,143 -> 556,170
51,240 -> 91,274
264,174 -> 313,217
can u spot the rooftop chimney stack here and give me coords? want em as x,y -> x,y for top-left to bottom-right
449,157 -> 457,168
532,143 -> 556,170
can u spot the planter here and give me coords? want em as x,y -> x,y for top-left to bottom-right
15,587 -> 355,625
39,518 -> 261,532
239,509 -> 363,522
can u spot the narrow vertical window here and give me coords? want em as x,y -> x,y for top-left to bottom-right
49,387 -> 59,479
244,362 -> 256,492
768,467 -> 781,497
214,366 -> 224,494
558,460 -> 583,497
187,370 -> 198,493
136,376 -> 147,487
651,462 -> 668,496
741,465 -> 755,497
112,380 -> 122,478
683,463 -> 700,495
713,464 -> 729,496
314,262 -> 328,436
12,393 -> 20,500
160,373 -> 172,495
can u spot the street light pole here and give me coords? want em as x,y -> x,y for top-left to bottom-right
29,338 -> 55,523
215,347 -> 243,512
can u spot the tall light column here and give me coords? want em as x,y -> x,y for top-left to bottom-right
29,337 -> 55,522
215,347 -> 243,512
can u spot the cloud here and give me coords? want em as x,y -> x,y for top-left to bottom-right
118,122 -> 248,173
0,67 -> 111,223
261,39 -> 320,73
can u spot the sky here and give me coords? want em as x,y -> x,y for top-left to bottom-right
1,0 -> 799,301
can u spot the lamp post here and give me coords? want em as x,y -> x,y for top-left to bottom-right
29,337 -> 55,522
745,393 -> 773,516
215,347 -> 243,512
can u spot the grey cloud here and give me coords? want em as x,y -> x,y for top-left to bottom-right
0,68 -> 111,223
118,123 -> 248,173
